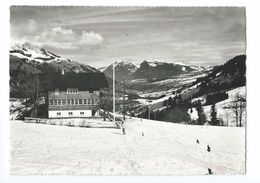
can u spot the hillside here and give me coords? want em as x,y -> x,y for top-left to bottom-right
10,42 -> 100,98
10,119 -> 245,175
132,55 -> 246,126
189,86 -> 246,127
127,69 -> 210,98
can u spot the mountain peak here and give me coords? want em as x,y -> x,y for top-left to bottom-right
10,41 -> 100,74
10,42 -> 63,63
11,42 -> 42,52
102,60 -> 138,81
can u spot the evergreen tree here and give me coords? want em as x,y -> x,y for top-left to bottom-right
196,101 -> 206,125
210,103 -> 218,125
163,99 -> 167,107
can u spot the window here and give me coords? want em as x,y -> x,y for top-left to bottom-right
80,112 -> 84,115
53,100 -> 57,105
84,99 -> 87,105
88,99 -> 91,105
79,99 -> 82,105
67,99 -> 70,105
71,99 -> 74,105
62,99 -> 66,105
68,112 -> 73,116
50,100 -> 53,105
67,88 -> 78,94
92,99 -> 95,105
57,100 -> 61,105
89,89 -> 93,93
75,99 -> 78,105
57,112 -> 61,116
55,89 -> 59,95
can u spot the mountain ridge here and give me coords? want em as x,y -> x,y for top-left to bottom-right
10,42 -> 99,74
101,59 -> 206,82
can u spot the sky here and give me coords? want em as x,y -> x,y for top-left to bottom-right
10,6 -> 246,68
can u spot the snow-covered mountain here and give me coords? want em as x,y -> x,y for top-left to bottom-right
102,61 -> 138,81
10,42 -> 101,98
10,42 -> 99,74
133,60 -> 205,81
10,42 -> 68,63
144,60 -> 204,71
101,59 -> 205,83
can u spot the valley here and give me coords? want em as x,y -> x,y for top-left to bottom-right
9,42 -> 246,127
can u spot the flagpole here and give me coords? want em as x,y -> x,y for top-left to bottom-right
113,61 -> 116,123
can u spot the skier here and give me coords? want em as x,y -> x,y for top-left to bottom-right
207,145 -> 213,175
122,122 -> 126,135
207,145 -> 211,152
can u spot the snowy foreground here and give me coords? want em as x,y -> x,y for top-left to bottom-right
10,118 -> 245,175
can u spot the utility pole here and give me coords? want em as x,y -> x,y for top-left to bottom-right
113,61 -> 116,123
103,88 -> 107,121
123,78 -> 126,120
33,73 -> 39,117
148,106 -> 150,120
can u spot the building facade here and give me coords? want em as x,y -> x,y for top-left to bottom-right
47,72 -> 108,118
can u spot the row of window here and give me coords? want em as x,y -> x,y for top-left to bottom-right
54,88 -> 98,95
67,88 -> 78,94
56,112 -> 85,116
49,99 -> 99,106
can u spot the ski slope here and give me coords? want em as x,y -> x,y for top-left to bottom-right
10,119 -> 245,175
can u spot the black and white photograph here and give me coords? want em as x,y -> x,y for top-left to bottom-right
8,6 -> 246,176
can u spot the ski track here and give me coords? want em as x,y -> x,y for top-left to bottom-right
10,119 -> 245,175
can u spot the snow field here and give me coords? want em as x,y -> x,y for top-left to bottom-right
10,118 -> 245,175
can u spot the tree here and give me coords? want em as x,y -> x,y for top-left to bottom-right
227,93 -> 246,127
14,72 -> 40,117
163,99 -> 167,107
224,111 -> 230,126
100,88 -> 109,121
196,101 -> 207,125
210,103 -> 218,126
31,74 -> 40,117
238,95 -> 246,127
164,104 -> 190,123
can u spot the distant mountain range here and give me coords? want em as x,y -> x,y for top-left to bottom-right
100,60 -> 205,82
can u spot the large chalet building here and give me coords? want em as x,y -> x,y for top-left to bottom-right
47,72 -> 108,118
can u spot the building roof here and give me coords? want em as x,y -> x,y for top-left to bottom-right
41,72 -> 109,90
